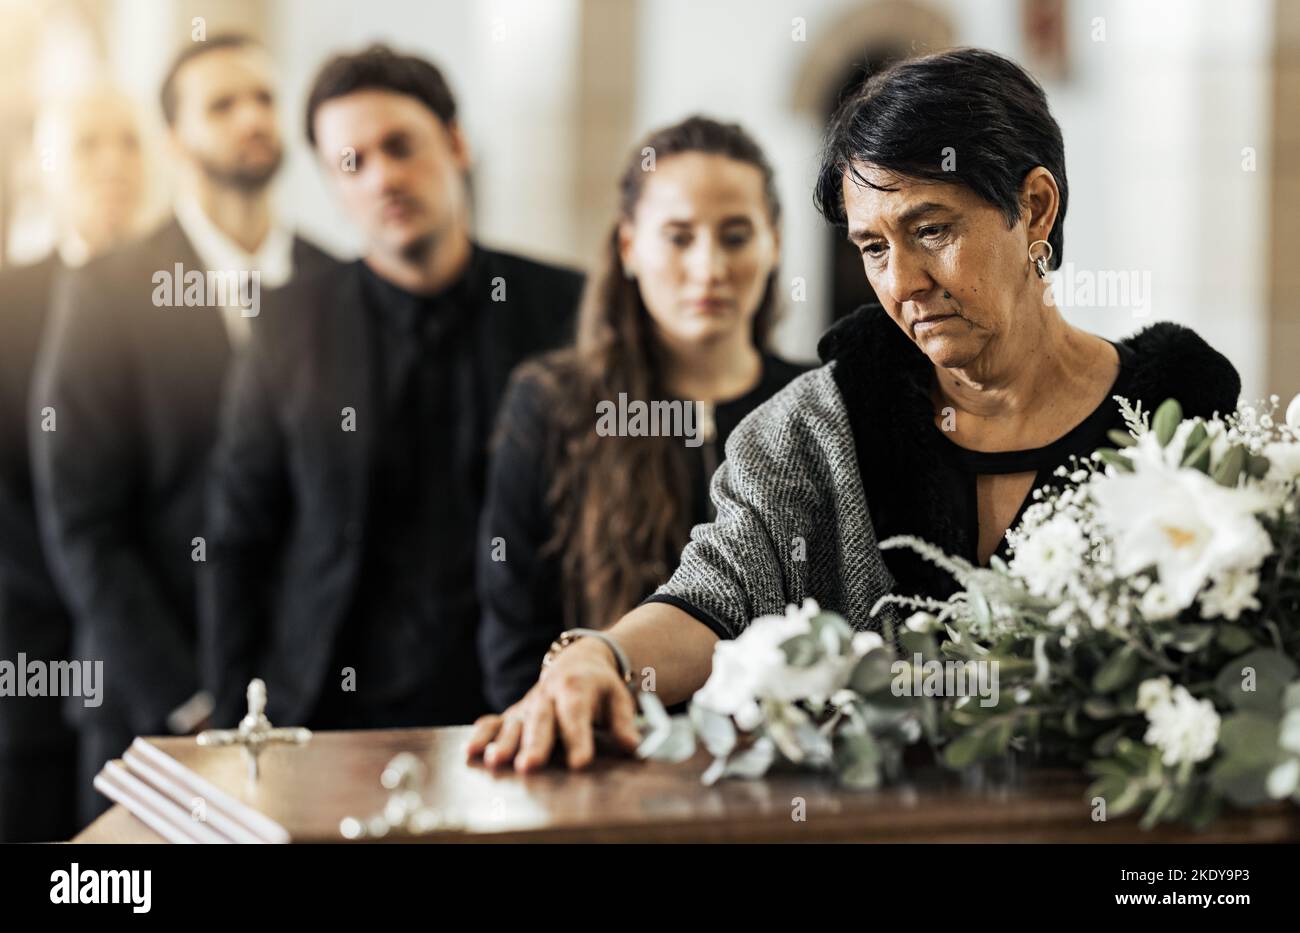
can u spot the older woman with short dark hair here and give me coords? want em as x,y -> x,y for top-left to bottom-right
467,47 -> 1240,773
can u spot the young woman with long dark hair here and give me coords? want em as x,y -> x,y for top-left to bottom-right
476,116 -> 807,711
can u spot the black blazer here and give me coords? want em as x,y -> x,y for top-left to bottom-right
200,251 -> 583,727
29,219 -> 336,736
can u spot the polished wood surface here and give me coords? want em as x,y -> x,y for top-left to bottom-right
72,725 -> 1300,843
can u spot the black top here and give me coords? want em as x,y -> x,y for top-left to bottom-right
477,353 -> 810,710
816,305 -> 1241,603
936,339 -> 1138,566
315,251 -> 497,728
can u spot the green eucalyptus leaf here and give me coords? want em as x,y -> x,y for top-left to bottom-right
1115,737 -> 1158,770
1209,757 -> 1277,807
1092,725 -> 1128,757
1284,682 -> 1300,712
1216,711 -> 1282,765
899,630 -> 938,662
1215,649 -> 1297,711
849,650 -> 898,696
1093,645 -> 1141,693
1097,449 -> 1134,473
1183,421 -> 1208,454
779,633 -> 820,668
941,728 -> 987,769
1169,624 -> 1215,653
834,731 -> 883,789
1108,777 -> 1150,816
1106,429 -> 1137,448
1140,783 -> 1177,830
1083,697 -> 1120,720
1211,445 -> 1246,488
1246,452 -> 1272,480
1153,399 -> 1183,446
1182,436 -> 1213,472
1216,625 -> 1255,655
810,613 -> 852,657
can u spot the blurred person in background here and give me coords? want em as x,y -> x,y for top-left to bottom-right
199,45 -> 582,734
477,116 -> 808,713
0,89 -> 144,842
29,33 -> 335,826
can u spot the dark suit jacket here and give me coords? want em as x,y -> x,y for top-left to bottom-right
200,251 -> 583,727
29,219 -> 336,738
0,256 -> 74,749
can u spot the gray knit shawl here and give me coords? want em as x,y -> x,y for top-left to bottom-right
653,362 -> 899,639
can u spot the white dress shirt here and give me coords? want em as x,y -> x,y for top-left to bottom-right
173,196 -> 295,349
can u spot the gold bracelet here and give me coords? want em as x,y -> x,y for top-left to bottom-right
541,628 -> 634,686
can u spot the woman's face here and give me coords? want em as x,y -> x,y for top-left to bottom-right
620,152 -> 779,349
843,162 -> 1056,370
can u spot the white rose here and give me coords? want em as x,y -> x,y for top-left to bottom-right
1092,463 -> 1274,612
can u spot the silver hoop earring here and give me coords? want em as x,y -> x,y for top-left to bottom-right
1028,239 -> 1053,280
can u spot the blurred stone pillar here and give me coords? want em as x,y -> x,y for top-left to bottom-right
1268,1 -> 1300,402
574,0 -> 638,268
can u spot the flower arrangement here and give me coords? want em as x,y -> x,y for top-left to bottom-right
636,599 -> 933,789
641,393 -> 1300,830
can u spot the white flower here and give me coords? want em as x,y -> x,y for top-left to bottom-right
904,611 -> 939,633
1280,708 -> 1300,756
692,600 -> 858,726
1136,676 -> 1173,713
1198,569 -> 1261,621
1009,514 -> 1088,600
1139,678 -> 1221,767
1092,462 -> 1274,612
1286,393 -> 1300,431
852,631 -> 884,654
1125,418 -> 1229,472
1046,601 -> 1077,628
1263,441 -> 1300,484
1267,759 -> 1300,799
1139,584 -> 1180,621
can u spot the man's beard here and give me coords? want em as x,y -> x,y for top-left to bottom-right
398,231 -> 439,265
196,146 -> 283,193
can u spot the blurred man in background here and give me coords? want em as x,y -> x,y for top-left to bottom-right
200,46 -> 582,734
29,34 -> 335,826
0,89 -> 144,842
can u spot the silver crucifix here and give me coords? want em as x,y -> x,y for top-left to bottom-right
196,679 -> 311,783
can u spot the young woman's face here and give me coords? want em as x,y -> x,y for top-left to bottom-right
620,152 -> 779,349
